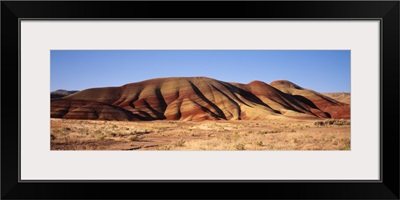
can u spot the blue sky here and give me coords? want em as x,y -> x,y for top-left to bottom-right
51,50 -> 350,92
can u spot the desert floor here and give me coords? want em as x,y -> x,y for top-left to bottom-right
51,118 -> 350,150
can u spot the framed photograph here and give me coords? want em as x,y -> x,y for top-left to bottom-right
2,1 -> 399,199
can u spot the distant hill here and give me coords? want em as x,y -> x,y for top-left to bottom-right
51,77 -> 350,121
51,89 -> 79,99
322,92 -> 350,104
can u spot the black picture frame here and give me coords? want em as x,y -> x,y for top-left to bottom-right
1,1 -> 399,199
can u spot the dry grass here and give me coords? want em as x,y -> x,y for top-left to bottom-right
50,118 -> 350,150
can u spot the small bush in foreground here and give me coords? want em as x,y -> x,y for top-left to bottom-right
62,127 -> 71,132
314,119 -> 350,126
257,130 -> 283,134
175,138 -> 185,147
98,135 -> 106,140
235,143 -> 246,150
128,135 -> 139,141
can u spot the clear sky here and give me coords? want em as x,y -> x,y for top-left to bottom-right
51,50 -> 350,92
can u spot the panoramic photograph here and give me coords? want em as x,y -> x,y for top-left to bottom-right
50,50 -> 350,150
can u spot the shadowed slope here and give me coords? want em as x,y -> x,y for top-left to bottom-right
245,80 -> 331,119
52,77 -> 350,121
270,80 -> 350,119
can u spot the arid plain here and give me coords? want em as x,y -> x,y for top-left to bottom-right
51,77 -> 350,150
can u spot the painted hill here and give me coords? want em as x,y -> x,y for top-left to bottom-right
51,77 -> 350,121
270,80 -> 350,119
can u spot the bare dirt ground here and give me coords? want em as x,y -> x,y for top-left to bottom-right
50,118 -> 350,150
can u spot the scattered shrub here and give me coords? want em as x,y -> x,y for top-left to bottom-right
159,145 -> 171,150
223,134 -> 231,140
175,138 -> 185,147
314,119 -> 350,126
235,143 -> 246,150
78,128 -> 89,135
51,134 -> 56,141
128,135 -> 139,141
232,133 -> 241,139
98,135 -> 106,140
314,121 -> 324,126
52,129 -> 61,134
334,119 -> 351,126
257,130 -> 283,134
339,143 -> 351,150
325,135 -> 336,142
